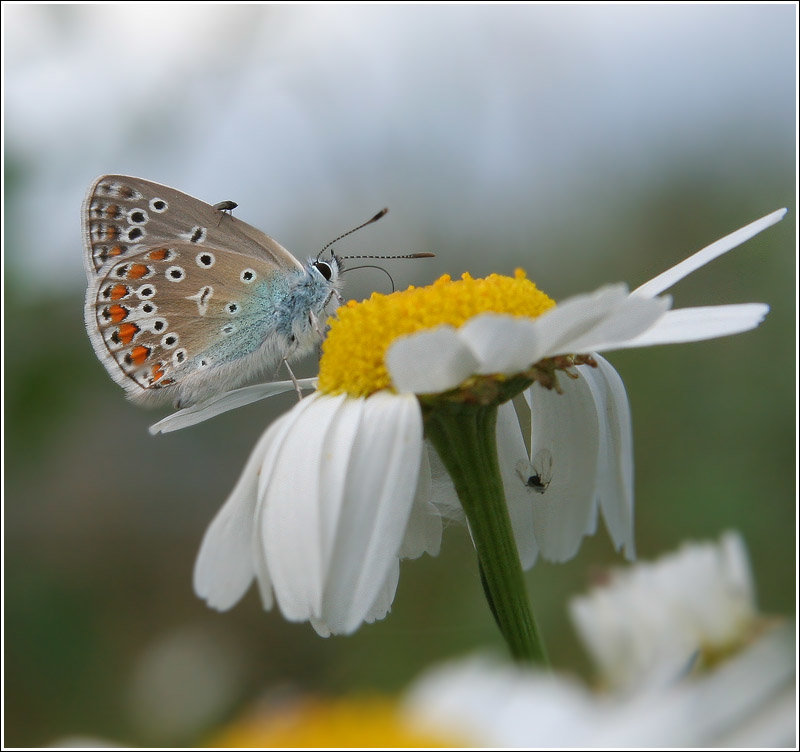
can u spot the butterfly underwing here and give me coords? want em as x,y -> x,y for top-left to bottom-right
83,175 -> 342,409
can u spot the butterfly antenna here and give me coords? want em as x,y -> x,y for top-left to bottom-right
317,208 -> 389,260
340,252 -> 436,292
338,252 -> 436,261
342,264 -> 398,292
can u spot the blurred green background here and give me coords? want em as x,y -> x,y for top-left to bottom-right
4,4 -> 796,747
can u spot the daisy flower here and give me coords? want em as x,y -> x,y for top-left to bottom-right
161,208 -> 786,657
403,534 -> 794,747
568,531 -> 761,691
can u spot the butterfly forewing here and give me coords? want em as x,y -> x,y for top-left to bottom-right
82,175 -> 341,407
82,175 -> 303,278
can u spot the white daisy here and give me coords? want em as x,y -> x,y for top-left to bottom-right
403,622 -> 794,748
184,209 -> 785,641
568,530 -> 760,691
403,533 -> 794,748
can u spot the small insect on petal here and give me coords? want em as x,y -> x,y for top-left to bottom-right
516,448 -> 554,494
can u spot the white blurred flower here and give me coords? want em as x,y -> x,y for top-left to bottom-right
569,531 -> 760,690
403,625 -> 795,748
186,210 -> 785,636
403,533 -> 795,748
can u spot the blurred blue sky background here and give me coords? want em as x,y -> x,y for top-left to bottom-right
4,3 -> 796,747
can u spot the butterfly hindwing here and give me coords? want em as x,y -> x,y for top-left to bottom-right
85,242 -> 317,406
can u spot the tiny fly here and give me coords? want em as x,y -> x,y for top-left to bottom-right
515,448 -> 554,494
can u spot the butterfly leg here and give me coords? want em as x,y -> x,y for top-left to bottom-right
282,358 -> 305,401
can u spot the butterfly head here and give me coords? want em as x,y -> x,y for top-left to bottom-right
309,255 -> 341,284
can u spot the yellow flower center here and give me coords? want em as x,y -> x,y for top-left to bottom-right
207,695 -> 464,748
319,269 -> 556,396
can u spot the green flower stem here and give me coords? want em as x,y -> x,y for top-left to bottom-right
424,401 -> 548,666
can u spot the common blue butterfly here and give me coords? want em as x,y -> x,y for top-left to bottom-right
83,175 -> 347,409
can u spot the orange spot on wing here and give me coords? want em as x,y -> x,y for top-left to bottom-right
127,263 -> 149,279
148,248 -> 169,261
150,362 -> 165,383
109,245 -> 124,257
105,204 -> 120,219
118,322 -> 140,345
108,304 -> 128,323
130,345 -> 150,366
110,284 -> 129,300
104,225 -> 119,241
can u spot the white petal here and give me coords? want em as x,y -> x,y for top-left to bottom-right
259,393 -> 354,624
633,209 -> 787,299
527,375 -> 601,563
399,449 -> 444,560
403,655 -> 600,748
363,559 -> 401,625
527,284 -> 630,356
591,623 -> 796,747
318,392 -> 424,634
458,314 -> 542,374
386,325 -> 482,394
148,378 -> 316,434
496,401 -> 539,569
193,422 -> 279,611
250,394 -> 331,611
311,559 -> 401,637
309,617 -> 331,638
426,441 -> 465,525
583,356 -> 635,559
554,294 -> 671,355
617,304 -> 770,348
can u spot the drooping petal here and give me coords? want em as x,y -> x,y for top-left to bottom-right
426,442 -> 465,525
249,396 -> 332,610
259,393 -> 352,623
582,356 -> 635,559
363,559 -> 401,625
309,558 -> 403,637
317,392 -> 424,634
526,375 -> 601,562
193,420 -> 281,611
387,326 -> 481,394
496,401 -> 539,569
618,304 -> 770,348
149,378 -> 317,434
633,209 -> 787,299
399,449 -> 444,560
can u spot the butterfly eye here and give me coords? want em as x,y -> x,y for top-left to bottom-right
313,261 -> 333,281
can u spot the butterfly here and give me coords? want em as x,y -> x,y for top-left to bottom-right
83,175 -> 345,409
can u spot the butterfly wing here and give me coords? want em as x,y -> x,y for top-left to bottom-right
85,242 -> 312,406
82,175 -> 303,279
82,175 -> 325,407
